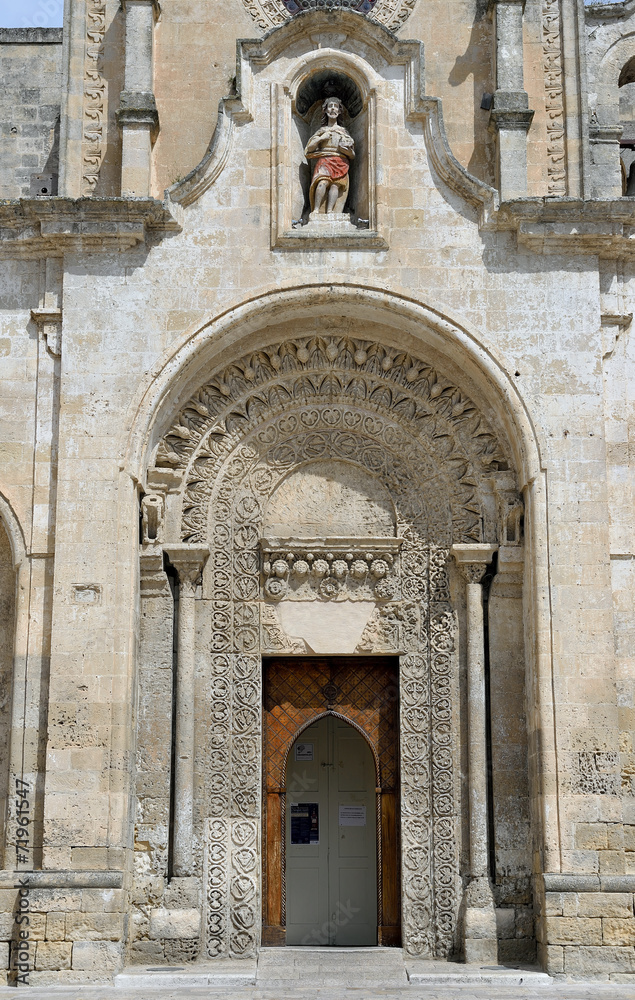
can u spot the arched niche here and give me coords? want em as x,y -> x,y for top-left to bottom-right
273,47 -> 383,244
290,68 -> 369,226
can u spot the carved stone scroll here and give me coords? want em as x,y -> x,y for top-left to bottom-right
541,0 -> 567,195
82,0 -> 107,195
240,0 -> 418,32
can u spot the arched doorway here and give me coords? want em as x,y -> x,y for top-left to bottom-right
263,656 -> 400,947
131,302 -> 542,963
285,715 -> 377,946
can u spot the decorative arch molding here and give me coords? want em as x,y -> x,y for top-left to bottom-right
153,331 -> 516,549
0,492 -> 27,568
240,0 -> 419,33
124,284 -> 542,493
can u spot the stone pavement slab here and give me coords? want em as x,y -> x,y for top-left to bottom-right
2,980 -> 635,999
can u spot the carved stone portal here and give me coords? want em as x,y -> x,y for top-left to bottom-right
149,334 -> 520,959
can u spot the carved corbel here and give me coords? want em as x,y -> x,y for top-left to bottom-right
30,307 -> 62,357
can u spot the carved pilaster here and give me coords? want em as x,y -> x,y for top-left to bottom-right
451,542 -> 498,964
163,544 -> 210,876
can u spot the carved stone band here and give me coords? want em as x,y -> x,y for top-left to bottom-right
260,536 -> 403,602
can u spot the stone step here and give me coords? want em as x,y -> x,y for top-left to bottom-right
114,959 -> 257,989
257,946 -> 409,987
405,960 -> 553,987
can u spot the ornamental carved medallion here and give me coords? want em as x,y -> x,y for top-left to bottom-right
240,0 -> 419,32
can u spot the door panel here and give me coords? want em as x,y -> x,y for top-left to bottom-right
263,655 -> 400,947
285,716 -> 377,946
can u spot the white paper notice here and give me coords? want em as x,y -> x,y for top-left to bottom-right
338,805 -> 366,827
294,743 -> 314,762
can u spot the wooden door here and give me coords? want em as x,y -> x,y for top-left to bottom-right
285,716 -> 377,945
263,656 -> 400,947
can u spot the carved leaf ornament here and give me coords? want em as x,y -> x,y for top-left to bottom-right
240,0 -> 418,32
154,336 -> 513,959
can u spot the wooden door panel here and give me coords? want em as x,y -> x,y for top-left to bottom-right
263,656 -> 401,947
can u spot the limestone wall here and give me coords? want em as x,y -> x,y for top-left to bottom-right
0,524 -> 15,871
0,29 -> 62,199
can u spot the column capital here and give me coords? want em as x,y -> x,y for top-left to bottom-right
451,543 -> 498,584
164,544 -> 209,592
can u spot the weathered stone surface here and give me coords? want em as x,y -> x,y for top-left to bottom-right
148,909 -> 201,940
71,941 -> 123,972
35,941 -> 72,971
545,917 -> 602,947
1,0 -> 635,985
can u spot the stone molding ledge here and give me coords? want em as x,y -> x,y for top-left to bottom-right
542,873 -> 635,892
493,198 -> 635,257
0,197 -> 180,259
585,0 -> 635,20
0,870 -> 124,888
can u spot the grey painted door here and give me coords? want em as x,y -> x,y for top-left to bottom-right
285,715 -> 377,946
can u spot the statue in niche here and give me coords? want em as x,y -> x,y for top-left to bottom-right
304,96 -> 355,215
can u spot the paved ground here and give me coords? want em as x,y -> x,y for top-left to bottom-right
2,984 -> 635,999
3,949 -> 635,999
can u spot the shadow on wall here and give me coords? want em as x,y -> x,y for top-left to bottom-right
448,0 -> 495,187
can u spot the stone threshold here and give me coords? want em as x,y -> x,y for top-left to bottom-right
405,960 -> 552,986
115,961 -> 257,988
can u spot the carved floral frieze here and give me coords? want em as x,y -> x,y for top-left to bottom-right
260,536 -> 402,601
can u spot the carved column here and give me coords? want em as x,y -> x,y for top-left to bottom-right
164,544 -> 209,877
452,542 -> 498,964
490,0 -> 534,200
117,0 -> 160,196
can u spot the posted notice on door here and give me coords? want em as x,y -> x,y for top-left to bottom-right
338,804 -> 366,826
290,803 -> 319,844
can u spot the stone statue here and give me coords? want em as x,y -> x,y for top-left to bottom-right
304,96 -> 355,215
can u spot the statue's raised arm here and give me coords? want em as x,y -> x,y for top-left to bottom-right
304,97 -> 355,215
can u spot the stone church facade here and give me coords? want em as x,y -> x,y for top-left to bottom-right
0,0 -> 634,985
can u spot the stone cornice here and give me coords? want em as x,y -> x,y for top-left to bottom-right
0,197 -> 180,259
493,197 -> 635,258
584,0 -> 635,20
